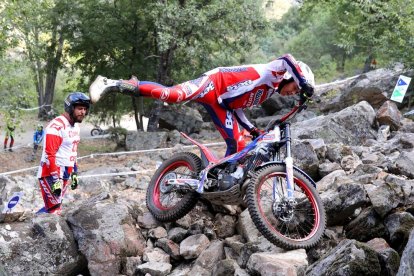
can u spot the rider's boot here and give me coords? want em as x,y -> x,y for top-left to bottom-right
89,75 -> 140,103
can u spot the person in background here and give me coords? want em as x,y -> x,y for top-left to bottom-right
89,54 -> 315,156
33,124 -> 44,154
3,111 -> 17,152
36,92 -> 90,214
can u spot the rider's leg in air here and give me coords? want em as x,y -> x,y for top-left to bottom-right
89,75 -> 246,155
89,75 -> 211,104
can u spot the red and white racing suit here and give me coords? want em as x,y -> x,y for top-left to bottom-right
138,54 -> 309,156
37,115 -> 79,213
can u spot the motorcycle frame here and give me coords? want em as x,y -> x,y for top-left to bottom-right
176,97 -> 314,195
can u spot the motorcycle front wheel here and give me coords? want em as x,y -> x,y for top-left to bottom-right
146,152 -> 202,222
246,164 -> 326,249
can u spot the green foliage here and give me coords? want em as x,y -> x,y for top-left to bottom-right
301,0 -> 414,69
0,55 -> 37,128
65,0 -> 268,126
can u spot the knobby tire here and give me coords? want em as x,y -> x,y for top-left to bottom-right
146,152 -> 202,222
246,164 -> 326,249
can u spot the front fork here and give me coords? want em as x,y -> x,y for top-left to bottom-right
272,123 -> 295,202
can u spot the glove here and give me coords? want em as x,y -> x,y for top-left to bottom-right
300,82 -> 314,98
50,179 -> 62,197
250,127 -> 264,140
71,172 -> 78,190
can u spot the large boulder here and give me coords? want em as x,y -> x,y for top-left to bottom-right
0,215 -> 86,275
126,131 -> 169,151
66,193 -> 146,275
306,239 -> 381,275
292,101 -> 377,146
158,104 -> 204,134
317,68 -> 414,113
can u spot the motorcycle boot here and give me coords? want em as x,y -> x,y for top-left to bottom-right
89,75 -> 140,103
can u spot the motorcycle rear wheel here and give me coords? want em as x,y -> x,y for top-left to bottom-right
146,152 -> 202,222
246,164 -> 326,249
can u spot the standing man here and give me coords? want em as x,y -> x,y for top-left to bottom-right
3,111 -> 17,152
37,92 -> 90,214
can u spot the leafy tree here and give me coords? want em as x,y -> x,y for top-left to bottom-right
0,55 -> 37,127
68,0 -> 268,131
301,0 -> 414,69
0,0 -> 75,119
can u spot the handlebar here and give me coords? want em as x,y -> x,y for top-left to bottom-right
264,91 -> 310,132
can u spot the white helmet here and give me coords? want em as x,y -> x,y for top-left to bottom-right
283,61 -> 315,88
297,61 -> 315,87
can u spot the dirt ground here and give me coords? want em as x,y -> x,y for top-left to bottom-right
1,111 -> 227,176
0,138 -> 122,175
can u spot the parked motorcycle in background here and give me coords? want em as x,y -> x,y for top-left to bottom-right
90,125 -> 105,136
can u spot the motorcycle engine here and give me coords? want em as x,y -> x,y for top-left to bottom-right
217,163 -> 240,191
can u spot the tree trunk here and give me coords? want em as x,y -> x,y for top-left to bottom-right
38,26 -> 64,120
132,97 -> 142,131
147,48 -> 175,132
138,97 -> 144,130
363,54 -> 374,73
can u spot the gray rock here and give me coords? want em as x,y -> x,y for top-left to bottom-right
158,104 -> 204,134
365,180 -> 404,218
378,248 -> 401,276
292,140 -> 320,180
376,101 -> 403,131
293,101 -> 377,146
224,235 -> 245,255
66,199 -> 146,275
167,227 -> 188,243
143,247 -> 170,263
214,213 -> 237,238
137,262 -> 172,276
168,264 -> 192,276
321,182 -> 369,226
388,150 -> 414,179
148,226 -> 168,239
306,239 -> 381,276
0,215 -> 86,275
155,238 -> 181,260
122,256 -> 142,276
397,228 -> 414,276
126,130 -> 169,151
316,169 -> 351,192
212,259 -> 237,276
194,240 -> 224,269
187,265 -> 210,276
247,249 -> 308,276
138,212 -> 161,229
384,212 -> 414,254
179,234 -> 210,260
344,207 -> 386,241
237,209 -> 282,252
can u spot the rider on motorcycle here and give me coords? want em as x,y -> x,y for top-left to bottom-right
89,54 -> 315,156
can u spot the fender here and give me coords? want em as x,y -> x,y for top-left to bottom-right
180,132 -> 219,167
255,161 -> 317,188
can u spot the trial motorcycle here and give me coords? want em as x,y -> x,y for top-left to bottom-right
146,93 -> 326,249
